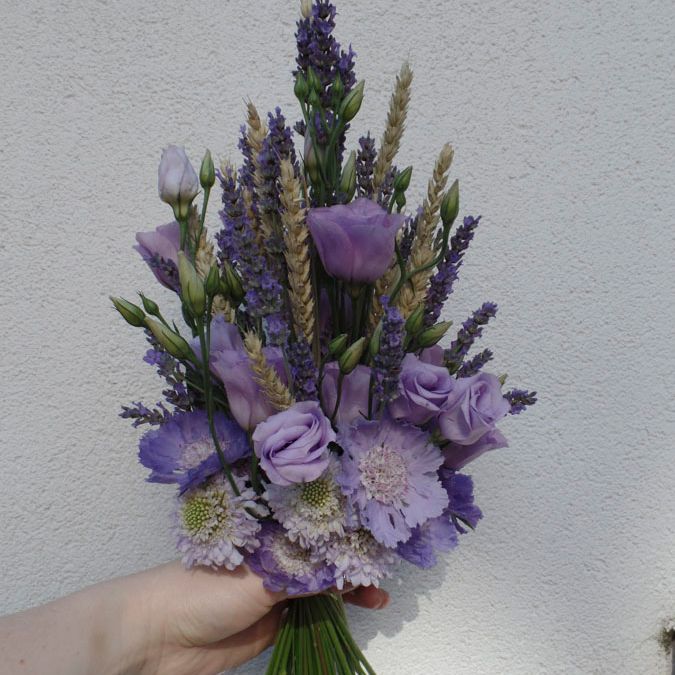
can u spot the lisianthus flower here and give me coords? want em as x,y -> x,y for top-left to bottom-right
442,428 -> 508,469
264,457 -> 353,549
307,198 -> 405,283
138,410 -> 250,492
324,529 -> 398,589
437,372 -> 510,445
246,523 -> 336,595
397,469 -> 482,568
174,473 -> 261,570
320,362 -> 371,426
252,401 -> 335,486
134,221 -> 181,290
337,417 -> 448,547
158,145 -> 199,210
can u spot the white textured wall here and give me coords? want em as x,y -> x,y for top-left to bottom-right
1,1 -> 674,673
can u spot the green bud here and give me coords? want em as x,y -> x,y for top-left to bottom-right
308,88 -> 321,109
303,134 -> 321,184
339,81 -> 365,122
339,337 -> 367,374
331,74 -> 344,102
172,202 -> 191,223
294,74 -> 309,101
110,296 -> 145,327
395,191 -> 406,210
223,263 -> 244,304
138,293 -> 160,317
307,68 -> 321,93
339,151 -> 357,201
405,304 -> 425,336
145,318 -> 193,360
328,333 -> 349,357
218,276 -> 231,298
440,179 -> 459,226
199,149 -> 215,189
499,373 -> 508,386
177,251 -> 206,317
369,323 -> 383,358
205,265 -> 220,297
417,320 -> 453,348
393,166 -> 413,193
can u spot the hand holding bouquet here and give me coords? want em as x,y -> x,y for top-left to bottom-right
112,2 -> 536,672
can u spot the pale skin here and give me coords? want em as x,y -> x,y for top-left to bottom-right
0,561 -> 389,675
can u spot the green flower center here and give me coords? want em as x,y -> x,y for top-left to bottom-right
182,493 -> 227,536
300,478 -> 332,509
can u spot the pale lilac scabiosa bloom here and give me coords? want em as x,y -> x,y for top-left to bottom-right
264,457 -> 351,549
337,418 -> 448,547
252,401 -> 335,486
397,469 -> 482,569
138,410 -> 250,492
307,198 -> 405,283
175,473 -> 261,570
134,221 -> 181,291
324,529 -> 398,589
247,523 -> 336,595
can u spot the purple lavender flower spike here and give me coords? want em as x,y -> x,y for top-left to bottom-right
175,473 -> 261,570
247,523 -> 336,595
456,349 -> 494,378
398,212 -> 419,262
372,297 -> 406,410
504,388 -> 538,414
424,215 -> 481,327
138,409 -> 251,492
287,337 -> 318,401
337,417 -> 448,547
444,301 -> 498,374
356,133 -> 376,198
134,221 -> 182,291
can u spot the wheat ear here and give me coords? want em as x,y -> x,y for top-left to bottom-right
243,332 -> 295,411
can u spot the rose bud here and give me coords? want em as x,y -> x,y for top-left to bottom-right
307,198 -> 405,283
158,145 -> 199,220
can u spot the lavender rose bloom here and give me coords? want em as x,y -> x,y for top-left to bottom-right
191,317 -> 286,431
321,362 -> 371,426
252,401 -> 335,486
443,428 -> 508,469
158,145 -> 199,209
134,221 -> 181,290
437,373 -> 510,445
389,354 -> 456,425
307,198 -> 405,283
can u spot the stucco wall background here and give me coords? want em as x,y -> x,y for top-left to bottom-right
1,0 -> 674,673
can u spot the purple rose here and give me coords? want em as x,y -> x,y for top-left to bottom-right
437,373 -> 510,445
443,428 -> 508,469
134,221 -> 181,290
252,401 -> 335,486
307,198 -> 405,283
321,362 -> 371,426
389,354 -> 456,425
191,317 -> 287,431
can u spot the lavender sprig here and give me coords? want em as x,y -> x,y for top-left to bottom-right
356,133 -> 376,197
287,337 -> 319,401
120,401 -> 170,427
444,302 -> 498,374
456,349 -> 494,378
372,297 -> 405,408
504,389 -> 538,414
424,215 -> 481,327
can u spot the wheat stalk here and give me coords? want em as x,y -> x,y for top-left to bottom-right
372,62 -> 413,196
243,331 -> 295,411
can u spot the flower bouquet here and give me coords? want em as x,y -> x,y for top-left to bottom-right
112,1 -> 536,672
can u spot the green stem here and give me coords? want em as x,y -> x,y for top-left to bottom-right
197,185 -> 211,248
330,372 -> 344,426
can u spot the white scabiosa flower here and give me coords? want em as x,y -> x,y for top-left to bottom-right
174,473 -> 260,570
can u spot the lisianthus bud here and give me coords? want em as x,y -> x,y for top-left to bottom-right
223,263 -> 244,304
339,337 -> 367,374
300,0 -> 312,19
303,134 -> 321,184
417,321 -> 453,348
328,333 -> 349,357
307,68 -> 321,93
499,373 -> 508,386
332,74 -> 344,102
369,323 -> 382,358
405,304 -> 425,335
441,179 -> 459,226
110,296 -> 145,327
395,192 -> 406,209
145,318 -> 193,360
177,251 -> 206,316
339,80 -> 365,122
158,146 -> 199,218
205,265 -> 220,296
199,149 -> 215,189
308,89 -> 321,109
138,293 -> 160,317
393,166 -> 413,193
339,151 -> 357,201
294,73 -> 309,101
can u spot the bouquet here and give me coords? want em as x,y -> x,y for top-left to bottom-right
112,2 -> 536,672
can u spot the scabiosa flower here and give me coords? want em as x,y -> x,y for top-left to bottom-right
138,410 -> 251,492
264,457 -> 351,549
247,523 -> 336,595
324,529 -> 398,589
337,417 -> 448,547
175,473 -> 261,570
